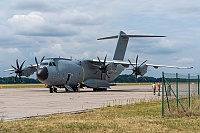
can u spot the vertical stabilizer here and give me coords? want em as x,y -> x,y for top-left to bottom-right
97,31 -> 165,61
113,31 -> 129,61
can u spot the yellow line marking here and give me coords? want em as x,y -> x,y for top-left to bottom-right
81,66 -> 85,84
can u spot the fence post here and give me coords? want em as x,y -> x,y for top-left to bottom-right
162,72 -> 165,117
176,73 -> 179,108
188,74 -> 191,108
198,75 -> 200,96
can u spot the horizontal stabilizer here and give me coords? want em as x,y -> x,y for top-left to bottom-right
97,35 -> 118,40
97,34 -> 166,40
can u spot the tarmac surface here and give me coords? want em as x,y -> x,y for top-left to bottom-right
0,85 -> 161,122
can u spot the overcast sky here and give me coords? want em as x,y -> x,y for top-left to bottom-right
1,0 -> 199,78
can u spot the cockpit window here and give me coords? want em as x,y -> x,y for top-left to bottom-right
49,62 -> 56,66
40,62 -> 48,66
52,62 -> 56,66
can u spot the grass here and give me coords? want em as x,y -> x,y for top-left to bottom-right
0,84 -> 46,89
1,100 -> 200,133
164,96 -> 200,117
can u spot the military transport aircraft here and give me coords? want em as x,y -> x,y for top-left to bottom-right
5,31 -> 193,93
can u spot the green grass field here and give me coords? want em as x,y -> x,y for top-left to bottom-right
1,100 -> 200,133
0,84 -> 46,89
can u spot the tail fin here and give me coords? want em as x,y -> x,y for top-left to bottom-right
97,31 -> 165,61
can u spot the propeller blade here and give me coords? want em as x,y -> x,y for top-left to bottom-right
136,55 -> 138,68
105,64 -> 109,68
10,72 -> 15,74
128,59 -> 136,71
11,65 -> 17,70
35,57 -> 38,67
135,75 -> 138,83
20,60 -> 26,70
135,75 -> 138,81
93,70 -> 99,74
97,56 -> 101,63
97,56 -> 103,67
105,73 -> 110,79
41,56 -> 45,63
95,55 -> 110,80
128,59 -> 133,67
16,59 -> 20,69
139,60 -> 147,68
103,54 -> 107,65
14,75 -> 17,82
19,76 -> 23,83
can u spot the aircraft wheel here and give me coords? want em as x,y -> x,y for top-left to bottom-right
65,88 -> 68,92
103,88 -> 107,91
93,88 -> 97,92
50,88 -> 53,93
54,88 -> 57,93
73,88 -> 78,92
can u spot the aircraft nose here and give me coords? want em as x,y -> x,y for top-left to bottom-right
37,67 -> 48,81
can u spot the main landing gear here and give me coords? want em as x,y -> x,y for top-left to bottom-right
49,87 -> 57,93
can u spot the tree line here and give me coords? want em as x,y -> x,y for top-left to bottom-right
0,75 -> 195,84
113,75 -> 162,83
0,77 -> 40,84
0,75 -> 161,84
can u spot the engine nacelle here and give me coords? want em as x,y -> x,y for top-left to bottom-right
139,64 -> 148,76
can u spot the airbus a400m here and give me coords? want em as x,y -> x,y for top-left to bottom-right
5,31 -> 193,93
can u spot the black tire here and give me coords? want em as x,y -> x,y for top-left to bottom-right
103,88 -> 107,91
53,88 -> 57,93
73,87 -> 78,92
50,88 -> 53,93
93,88 -> 97,92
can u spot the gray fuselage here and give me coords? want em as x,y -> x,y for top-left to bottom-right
36,58 -> 125,88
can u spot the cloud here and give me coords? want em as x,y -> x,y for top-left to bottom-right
14,1 -> 52,12
7,10 -> 104,37
8,12 -> 78,37
128,36 -> 177,55
0,47 -> 24,65
31,43 -> 67,58
8,12 -> 45,34
177,57 -> 194,63
59,10 -> 105,26
1,0 -> 200,77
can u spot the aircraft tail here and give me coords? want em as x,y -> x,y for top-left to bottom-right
97,31 -> 165,61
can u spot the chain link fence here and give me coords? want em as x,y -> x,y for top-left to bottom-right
162,72 -> 200,117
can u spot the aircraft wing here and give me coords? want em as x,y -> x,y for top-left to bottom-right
4,64 -> 38,77
146,64 -> 193,69
87,59 -> 193,69
88,59 -> 135,68
91,59 -> 135,65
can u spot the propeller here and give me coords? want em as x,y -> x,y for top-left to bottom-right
94,55 -> 110,80
128,55 -> 147,80
10,59 -> 26,83
35,56 -> 45,68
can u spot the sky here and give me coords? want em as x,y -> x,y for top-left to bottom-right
0,0 -> 199,78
